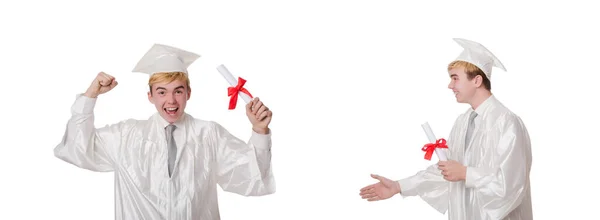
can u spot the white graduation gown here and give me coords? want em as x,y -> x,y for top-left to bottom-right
398,95 -> 533,220
54,94 -> 275,220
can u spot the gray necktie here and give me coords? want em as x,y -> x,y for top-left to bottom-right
166,124 -> 177,177
465,111 -> 478,151
464,111 -> 477,214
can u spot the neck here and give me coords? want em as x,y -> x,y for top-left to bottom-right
469,89 -> 492,110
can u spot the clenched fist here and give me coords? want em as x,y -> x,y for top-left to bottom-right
246,97 -> 272,134
84,72 -> 118,98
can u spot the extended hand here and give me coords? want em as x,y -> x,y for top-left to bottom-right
84,72 -> 118,98
359,174 -> 400,201
438,160 -> 466,182
246,97 -> 272,134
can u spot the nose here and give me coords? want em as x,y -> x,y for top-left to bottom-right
167,94 -> 177,104
447,81 -> 453,89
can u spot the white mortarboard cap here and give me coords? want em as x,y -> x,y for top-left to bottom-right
453,38 -> 506,79
132,43 -> 201,75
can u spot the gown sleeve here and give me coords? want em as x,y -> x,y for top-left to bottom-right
210,122 -> 275,196
395,116 -> 467,214
397,162 -> 450,213
464,115 -> 532,219
54,94 -> 124,172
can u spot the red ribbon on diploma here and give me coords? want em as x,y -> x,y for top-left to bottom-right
421,138 -> 448,161
228,77 -> 253,110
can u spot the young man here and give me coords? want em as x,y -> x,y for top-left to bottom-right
359,38 -> 533,219
54,44 -> 276,220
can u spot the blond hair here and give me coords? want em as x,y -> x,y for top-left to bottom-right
447,60 -> 491,91
148,72 -> 191,94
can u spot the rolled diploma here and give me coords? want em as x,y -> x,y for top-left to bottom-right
216,64 -> 252,104
421,122 -> 447,161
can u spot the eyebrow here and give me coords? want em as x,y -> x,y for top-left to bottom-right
155,86 -> 186,91
449,74 -> 458,78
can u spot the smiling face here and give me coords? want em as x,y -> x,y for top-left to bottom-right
447,67 -> 477,103
147,72 -> 191,123
446,61 -> 490,104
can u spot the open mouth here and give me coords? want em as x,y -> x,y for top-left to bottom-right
164,107 -> 179,115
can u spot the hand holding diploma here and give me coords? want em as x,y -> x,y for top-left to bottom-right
216,64 -> 272,134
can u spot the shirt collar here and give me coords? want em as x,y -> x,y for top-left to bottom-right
155,113 -> 187,129
471,94 -> 497,116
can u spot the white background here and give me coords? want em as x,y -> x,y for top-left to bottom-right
1,0 -> 598,219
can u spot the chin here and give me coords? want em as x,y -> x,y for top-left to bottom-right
162,114 -> 181,123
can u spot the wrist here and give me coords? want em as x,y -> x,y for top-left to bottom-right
394,181 -> 402,194
84,91 -> 98,98
252,126 -> 269,134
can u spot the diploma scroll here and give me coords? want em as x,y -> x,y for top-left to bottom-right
421,122 -> 448,161
217,64 -> 252,104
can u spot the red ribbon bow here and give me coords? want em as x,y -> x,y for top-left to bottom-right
421,138 -> 448,161
228,77 -> 253,110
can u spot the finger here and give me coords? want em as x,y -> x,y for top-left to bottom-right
255,105 -> 267,118
360,184 -> 375,192
255,105 -> 266,118
359,189 -> 374,196
252,100 -> 263,114
100,80 -> 111,86
98,78 -> 108,86
367,196 -> 380,202
100,72 -> 113,83
246,99 -> 254,112
100,72 -> 114,80
372,174 -> 385,181
246,100 -> 254,112
99,76 -> 113,86
257,110 -> 269,121
110,80 -> 118,89
361,193 -> 378,199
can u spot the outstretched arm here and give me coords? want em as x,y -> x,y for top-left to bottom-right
359,161 -> 450,213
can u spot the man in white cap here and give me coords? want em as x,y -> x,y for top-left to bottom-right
54,43 -> 275,220
359,38 -> 533,219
